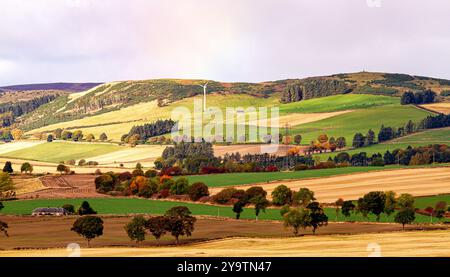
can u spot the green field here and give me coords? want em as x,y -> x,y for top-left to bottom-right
0,197 -> 441,223
291,104 -> 433,144
279,94 -> 399,114
316,128 -> 450,160
183,165 -> 415,187
0,141 -> 122,163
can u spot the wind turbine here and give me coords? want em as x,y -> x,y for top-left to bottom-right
198,82 -> 208,112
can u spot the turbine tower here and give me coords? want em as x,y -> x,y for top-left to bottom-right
198,82 -> 208,112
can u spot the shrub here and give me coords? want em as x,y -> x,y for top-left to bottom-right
78,159 -> 86,166
95,174 -> 115,193
132,169 -> 144,177
213,187 -> 238,204
294,164 -> 308,171
245,186 -> 267,200
170,178 -> 189,195
144,169 -> 157,178
62,204 -> 75,214
188,182 -> 209,201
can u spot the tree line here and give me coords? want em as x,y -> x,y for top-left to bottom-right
400,90 -> 436,105
122,119 -> 176,145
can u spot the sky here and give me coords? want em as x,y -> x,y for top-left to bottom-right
0,0 -> 450,86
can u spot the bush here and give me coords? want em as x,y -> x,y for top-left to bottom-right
212,187 -> 238,204
144,169 -> 157,178
132,169 -> 144,177
78,159 -> 86,166
170,178 -> 189,195
245,186 -> 267,200
95,174 -> 115,193
65,159 -> 76,165
188,182 -> 209,201
62,204 -> 75,214
294,164 -> 308,171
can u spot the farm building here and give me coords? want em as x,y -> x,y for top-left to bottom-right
31,207 -> 69,216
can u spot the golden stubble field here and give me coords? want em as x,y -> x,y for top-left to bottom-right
2,230 -> 449,257
210,167 -> 450,203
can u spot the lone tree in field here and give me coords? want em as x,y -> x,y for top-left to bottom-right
20,162 -> 33,174
2,161 -> 13,174
71,216 -> 104,247
232,201 -> 245,219
164,206 -> 196,244
146,216 -> 168,242
78,201 -> 97,215
99,133 -> 108,141
394,208 -> 416,230
124,215 -> 147,243
283,208 -> 311,236
307,202 -> 328,235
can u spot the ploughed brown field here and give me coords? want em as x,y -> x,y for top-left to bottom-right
210,167 -> 450,203
0,215 -> 444,254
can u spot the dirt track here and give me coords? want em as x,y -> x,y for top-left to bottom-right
210,167 -> 450,203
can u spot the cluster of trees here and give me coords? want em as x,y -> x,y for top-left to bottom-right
94,166 -> 210,201
62,201 -> 97,216
122,119 -> 176,145
0,94 -> 58,127
280,79 -> 350,103
306,134 -> 347,153
54,129 -> 108,142
400,90 -> 436,105
423,201 -> 450,223
124,206 -> 196,244
332,144 -> 450,166
352,114 -> 450,147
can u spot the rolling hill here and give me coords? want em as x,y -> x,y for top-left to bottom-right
4,71 -> 449,144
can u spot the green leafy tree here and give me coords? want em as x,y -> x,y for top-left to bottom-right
124,215 -> 147,243
170,177 -> 190,195
352,133 -> 365,148
164,206 -> 196,244
397,193 -> 415,209
292,188 -> 316,207
232,201 -> 245,219
341,200 -> 355,218
365,129 -> 375,146
283,208 -> 311,236
294,134 -> 302,145
250,195 -> 270,221
384,191 -> 396,217
280,204 -> 291,217
78,201 -> 97,215
334,198 -> 344,221
306,202 -> 328,235
20,162 -> 33,174
71,216 -> 104,247
394,208 -> 416,230
0,172 -> 14,192
361,191 -> 386,221
271,185 -> 292,206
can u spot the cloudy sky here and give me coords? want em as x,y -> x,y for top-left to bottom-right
0,0 -> 449,86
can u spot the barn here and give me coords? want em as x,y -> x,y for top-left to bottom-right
31,207 -> 69,216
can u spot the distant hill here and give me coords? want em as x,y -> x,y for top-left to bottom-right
0,82 -> 102,93
7,71 -> 450,134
